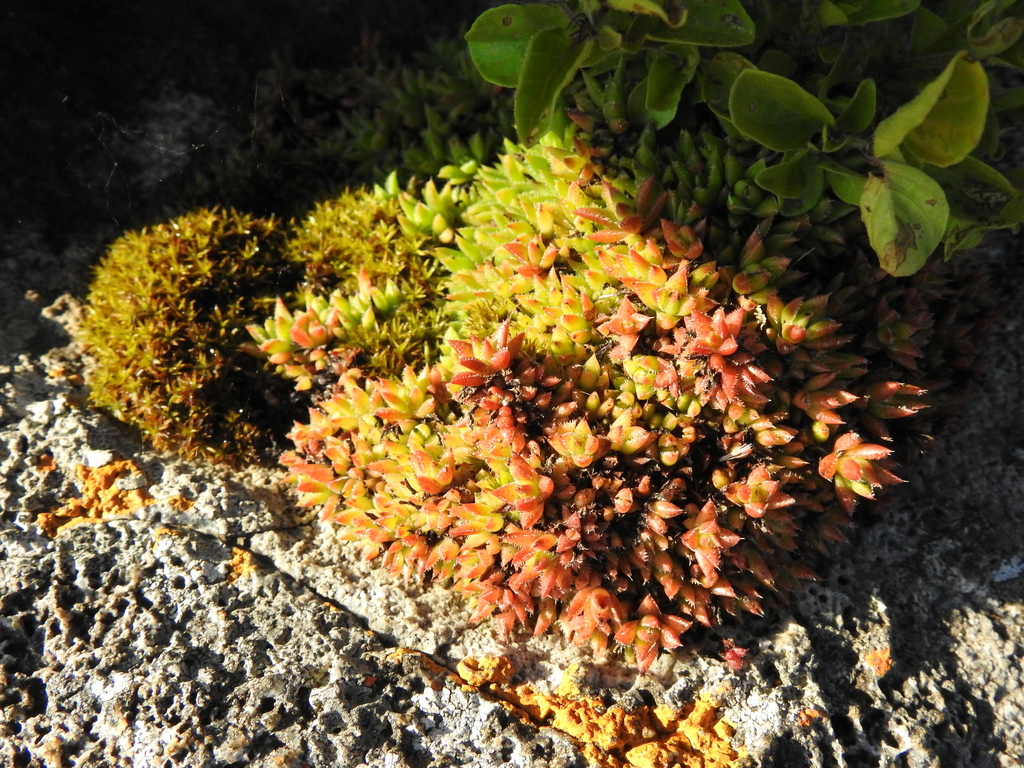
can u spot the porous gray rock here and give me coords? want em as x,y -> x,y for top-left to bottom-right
0,414 -> 587,768
2,234 -> 1023,768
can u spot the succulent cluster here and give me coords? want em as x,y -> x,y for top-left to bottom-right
187,37 -> 514,216
273,79 -> 982,668
246,181 -> 457,386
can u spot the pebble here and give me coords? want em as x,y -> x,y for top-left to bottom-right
82,449 -> 116,468
115,474 -> 148,491
25,400 -> 53,423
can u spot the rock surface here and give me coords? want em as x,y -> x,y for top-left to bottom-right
3,2 -> 1024,766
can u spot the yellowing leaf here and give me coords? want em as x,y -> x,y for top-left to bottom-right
608,0 -> 686,27
860,160 -> 949,276
872,51 -> 989,167
641,0 -> 755,46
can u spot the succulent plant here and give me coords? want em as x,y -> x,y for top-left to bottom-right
83,175 -> 464,463
244,179 -> 467,387
80,207 -> 302,465
272,83 -> 985,669
185,36 -> 514,216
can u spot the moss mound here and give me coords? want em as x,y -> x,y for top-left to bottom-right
80,207 -> 302,465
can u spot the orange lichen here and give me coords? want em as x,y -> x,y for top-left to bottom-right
456,655 -> 515,687
795,708 -> 827,728
380,651 -> 738,767
35,452 -> 57,472
455,656 -> 740,768
37,458 -> 192,537
37,459 -> 153,537
47,363 -> 85,388
226,547 -> 260,583
865,647 -> 893,677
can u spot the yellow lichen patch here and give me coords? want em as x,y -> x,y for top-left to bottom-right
226,547 -> 260,583
37,459 -> 154,537
456,655 -> 515,687
455,657 -> 740,768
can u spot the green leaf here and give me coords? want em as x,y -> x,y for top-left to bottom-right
699,52 -> 756,121
928,155 -> 1024,226
640,0 -> 755,46
755,152 -> 810,198
596,25 -> 624,51
754,151 -> 827,215
911,7 -> 948,55
515,28 -> 592,145
826,171 -> 869,206
729,70 -> 836,152
822,132 -> 849,153
943,217 -> 987,258
781,162 -> 825,216
834,78 -> 877,133
817,30 -> 871,98
608,0 -> 687,27
642,49 -> 698,127
757,50 -> 799,78
860,160 -> 950,276
992,84 -> 1024,116
845,0 -> 921,25
816,0 -> 850,28
872,51 -> 989,167
822,163 -> 869,205
465,4 -> 568,88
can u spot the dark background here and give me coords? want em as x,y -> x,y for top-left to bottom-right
1,0 -> 490,248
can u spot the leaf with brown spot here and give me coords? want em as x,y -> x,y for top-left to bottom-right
860,160 -> 949,276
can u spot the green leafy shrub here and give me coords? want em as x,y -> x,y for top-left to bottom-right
466,0 -> 1024,275
80,208 -> 302,465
